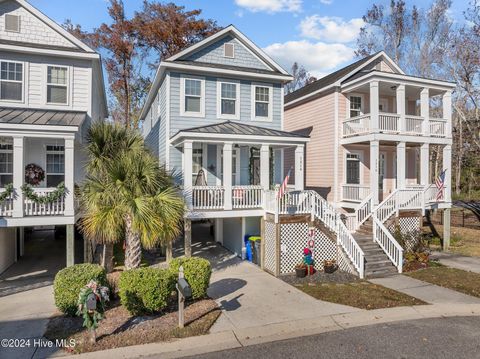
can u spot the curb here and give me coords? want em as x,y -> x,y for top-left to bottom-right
62,303 -> 480,359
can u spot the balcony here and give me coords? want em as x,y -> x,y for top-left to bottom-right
341,184 -> 371,203
191,185 -> 263,211
342,112 -> 448,139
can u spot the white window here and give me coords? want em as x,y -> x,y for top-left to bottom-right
47,66 -> 68,104
0,61 -> 23,101
180,77 -> 205,117
224,43 -> 234,58
217,81 -> 239,119
349,95 -> 362,118
346,153 -> 361,185
46,145 -> 64,187
252,84 -> 272,121
192,147 -> 203,184
0,140 -> 13,187
5,14 -> 20,33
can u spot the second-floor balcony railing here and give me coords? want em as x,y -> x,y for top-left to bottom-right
24,188 -> 66,216
191,185 -> 264,211
342,184 -> 371,202
342,112 -> 448,138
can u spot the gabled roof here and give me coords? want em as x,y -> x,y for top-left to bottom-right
167,25 -> 289,75
0,107 -> 86,127
173,121 -> 308,139
1,0 -> 96,53
284,51 -> 405,106
168,60 -> 283,75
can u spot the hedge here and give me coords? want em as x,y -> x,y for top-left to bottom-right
53,263 -> 108,316
118,267 -> 175,315
169,257 -> 212,299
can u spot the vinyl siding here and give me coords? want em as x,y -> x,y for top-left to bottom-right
185,35 -> 270,71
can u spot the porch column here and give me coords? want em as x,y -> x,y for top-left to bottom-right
420,88 -> 430,136
223,142 -> 233,210
443,144 -> 452,203
260,144 -> 270,190
12,136 -> 24,218
66,224 -> 75,267
443,90 -> 452,137
370,140 -> 380,205
396,84 -> 406,133
370,81 -> 379,132
64,137 -> 75,216
396,141 -> 406,189
443,209 -> 451,251
420,143 -> 430,186
294,145 -> 304,191
184,218 -> 192,258
183,141 -> 193,209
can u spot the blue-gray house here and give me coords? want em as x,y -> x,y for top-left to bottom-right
140,25 -> 309,258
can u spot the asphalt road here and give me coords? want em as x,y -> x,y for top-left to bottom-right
183,317 -> 480,359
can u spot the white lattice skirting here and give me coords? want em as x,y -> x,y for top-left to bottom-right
388,216 -> 422,251
264,221 -> 276,274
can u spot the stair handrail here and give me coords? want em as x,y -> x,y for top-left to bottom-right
354,193 -> 374,230
372,215 -> 403,272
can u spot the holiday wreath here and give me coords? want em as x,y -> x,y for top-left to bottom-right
24,163 -> 45,186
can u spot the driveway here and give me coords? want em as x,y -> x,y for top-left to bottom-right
186,222 -> 359,332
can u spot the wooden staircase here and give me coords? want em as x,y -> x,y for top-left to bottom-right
353,218 -> 397,278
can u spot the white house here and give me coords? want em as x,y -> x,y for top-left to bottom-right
0,0 -> 107,274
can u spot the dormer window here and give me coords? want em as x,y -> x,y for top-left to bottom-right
224,43 -> 234,58
5,14 -> 20,33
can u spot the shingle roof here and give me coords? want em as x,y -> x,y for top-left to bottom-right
173,121 -> 308,138
166,60 -> 282,75
284,53 -> 379,104
0,108 -> 87,126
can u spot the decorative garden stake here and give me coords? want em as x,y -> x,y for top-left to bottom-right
303,248 -> 315,276
77,280 -> 109,343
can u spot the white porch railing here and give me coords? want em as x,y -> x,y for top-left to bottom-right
24,188 -> 65,216
429,118 -> 447,137
232,185 -> 263,209
342,114 -> 371,137
342,184 -> 371,202
405,115 -> 424,135
0,188 -> 13,217
373,216 -> 403,272
379,113 -> 399,133
192,186 -> 225,210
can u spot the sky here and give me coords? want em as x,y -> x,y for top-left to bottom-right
30,0 -> 470,78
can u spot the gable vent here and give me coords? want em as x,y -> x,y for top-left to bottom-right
224,43 -> 234,58
5,14 -> 20,33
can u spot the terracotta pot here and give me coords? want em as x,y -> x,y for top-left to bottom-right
295,267 -> 307,278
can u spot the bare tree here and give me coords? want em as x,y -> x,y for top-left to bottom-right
284,62 -> 317,94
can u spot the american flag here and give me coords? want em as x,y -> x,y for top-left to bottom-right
435,169 -> 447,201
277,167 -> 292,199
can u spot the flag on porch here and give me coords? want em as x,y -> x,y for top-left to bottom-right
435,169 -> 447,201
277,167 -> 292,199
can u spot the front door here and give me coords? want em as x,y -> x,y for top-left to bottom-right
379,152 -> 387,201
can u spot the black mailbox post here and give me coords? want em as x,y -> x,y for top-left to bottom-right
176,266 -> 191,328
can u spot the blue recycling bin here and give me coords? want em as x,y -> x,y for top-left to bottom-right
244,234 -> 253,261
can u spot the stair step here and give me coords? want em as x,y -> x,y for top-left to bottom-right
366,259 -> 393,266
364,254 -> 390,261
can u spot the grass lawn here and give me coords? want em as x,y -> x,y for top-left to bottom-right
45,298 -> 221,354
424,224 -> 480,257
406,267 -> 480,299
296,282 -> 426,310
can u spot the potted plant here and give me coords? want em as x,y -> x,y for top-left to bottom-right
295,263 -> 307,278
324,259 -> 337,274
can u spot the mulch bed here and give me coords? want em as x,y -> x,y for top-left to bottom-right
280,269 -> 359,286
44,298 -> 220,354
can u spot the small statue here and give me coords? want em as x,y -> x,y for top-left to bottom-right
303,248 -> 316,275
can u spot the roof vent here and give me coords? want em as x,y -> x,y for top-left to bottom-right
224,43 -> 234,58
5,14 -> 20,33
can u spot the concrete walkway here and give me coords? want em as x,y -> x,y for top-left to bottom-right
431,251 -> 480,274
369,274 -> 480,304
184,223 -> 359,332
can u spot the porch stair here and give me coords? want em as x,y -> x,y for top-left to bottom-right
353,218 -> 397,278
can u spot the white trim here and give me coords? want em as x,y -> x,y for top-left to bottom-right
379,151 -> 387,193
202,142 -> 208,183
179,75 -> 205,118
216,79 -> 240,120
0,125 -> 79,135
340,133 -> 452,146
0,43 -> 99,60
223,43 -> 235,58
165,72 -> 171,170
167,25 -> 289,75
280,86 -> 284,130
333,89 -> 339,205
251,83 -> 273,122
216,145 -> 222,186
171,132 -> 309,147
185,209 -> 265,219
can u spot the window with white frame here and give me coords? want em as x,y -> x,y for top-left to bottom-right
0,61 -> 23,101
253,85 -> 271,119
0,140 -> 13,187
192,148 -> 203,184
218,81 -> 238,118
346,153 -> 360,184
224,43 -> 234,58
47,66 -> 68,104
182,78 -> 204,116
46,145 -> 65,187
349,95 -> 362,118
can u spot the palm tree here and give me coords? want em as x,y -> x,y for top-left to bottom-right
81,122 -> 185,270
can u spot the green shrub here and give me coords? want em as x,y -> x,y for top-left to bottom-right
118,267 -> 175,315
169,257 -> 212,299
53,263 -> 108,316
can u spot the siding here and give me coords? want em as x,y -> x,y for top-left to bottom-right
186,35 -> 270,71
0,0 -> 77,49
284,91 -> 335,199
